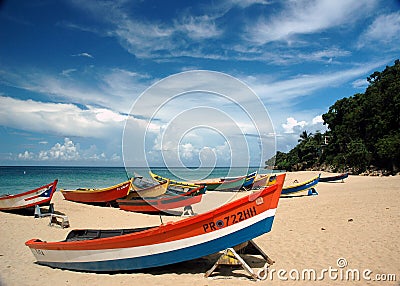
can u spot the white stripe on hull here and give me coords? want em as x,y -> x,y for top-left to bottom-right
31,208 -> 276,263
0,189 -> 51,209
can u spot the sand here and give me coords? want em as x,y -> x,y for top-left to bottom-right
0,171 -> 399,286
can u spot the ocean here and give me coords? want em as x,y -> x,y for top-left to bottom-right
0,166 -> 277,195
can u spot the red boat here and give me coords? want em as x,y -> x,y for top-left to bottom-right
61,179 -> 132,203
0,180 -> 58,211
26,174 -> 285,272
117,185 -> 206,213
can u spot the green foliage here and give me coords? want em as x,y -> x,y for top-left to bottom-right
375,132 -> 400,171
345,139 -> 372,172
268,60 -> 400,174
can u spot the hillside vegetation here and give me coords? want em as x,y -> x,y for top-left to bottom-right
268,60 -> 400,174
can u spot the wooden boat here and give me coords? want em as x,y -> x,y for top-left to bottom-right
281,174 -> 320,196
150,171 -> 247,191
319,173 -> 348,182
117,185 -> 205,213
0,180 -> 58,211
60,179 -> 132,203
197,175 -> 246,191
25,174 -> 285,272
241,171 -> 257,189
129,175 -> 169,198
149,171 -> 200,188
252,174 -> 276,189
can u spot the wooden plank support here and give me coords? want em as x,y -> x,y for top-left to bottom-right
204,240 -> 274,280
181,205 -> 195,217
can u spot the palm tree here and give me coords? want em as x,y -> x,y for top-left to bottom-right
298,130 -> 312,143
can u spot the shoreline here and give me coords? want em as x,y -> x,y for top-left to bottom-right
0,171 -> 399,285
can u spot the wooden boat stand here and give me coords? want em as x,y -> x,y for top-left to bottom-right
204,240 -> 274,280
34,204 -> 70,228
181,205 -> 195,217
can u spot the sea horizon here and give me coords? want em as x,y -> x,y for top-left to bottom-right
0,165 -> 281,195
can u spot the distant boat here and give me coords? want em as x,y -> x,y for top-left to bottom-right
252,174 -> 276,189
241,171 -> 258,190
0,180 -> 58,211
319,173 -> 348,182
281,174 -> 320,196
129,175 -> 169,198
150,171 -> 252,191
60,179 -> 132,204
25,174 -> 285,272
117,185 -> 205,213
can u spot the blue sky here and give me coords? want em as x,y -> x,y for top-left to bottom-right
0,0 -> 399,167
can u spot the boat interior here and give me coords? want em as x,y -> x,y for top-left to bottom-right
64,226 -> 157,241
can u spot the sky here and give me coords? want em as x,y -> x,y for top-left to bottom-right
0,0 -> 399,167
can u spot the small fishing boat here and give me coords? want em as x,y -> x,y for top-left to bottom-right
129,175 -> 169,198
25,174 -> 285,272
252,174 -> 276,189
319,173 -> 348,182
281,174 -> 320,196
241,171 -> 257,190
60,179 -> 132,204
149,171 -> 200,188
196,175 -> 246,191
150,171 -> 248,191
117,185 -> 205,213
0,180 -> 58,211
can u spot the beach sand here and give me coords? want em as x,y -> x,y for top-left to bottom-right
0,171 -> 399,285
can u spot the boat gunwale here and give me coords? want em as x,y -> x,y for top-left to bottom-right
282,174 -> 320,190
0,179 -> 58,201
60,179 -> 132,195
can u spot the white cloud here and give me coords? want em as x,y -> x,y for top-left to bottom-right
72,52 -> 94,58
0,96 -> 128,138
246,61 -> 387,104
0,66 -> 150,115
312,115 -> 324,125
357,12 -> 400,49
100,68 -> 150,107
228,0 -> 271,8
274,112 -> 328,152
175,15 -> 222,40
110,153 -> 121,161
179,143 -> 195,159
18,150 -> 35,160
38,138 -> 80,161
67,0 -> 224,59
247,0 -> 377,44
352,78 -> 369,89
93,108 -> 126,122
282,117 -> 307,133
61,69 -> 77,77
16,138 -> 122,163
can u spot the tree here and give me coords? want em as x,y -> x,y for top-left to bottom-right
298,130 -> 312,143
376,132 -> 400,172
268,60 -> 400,174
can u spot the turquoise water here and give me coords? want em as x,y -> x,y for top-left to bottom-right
0,166 -> 277,195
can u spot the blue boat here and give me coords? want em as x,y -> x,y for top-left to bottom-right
281,174 -> 320,196
241,171 -> 258,189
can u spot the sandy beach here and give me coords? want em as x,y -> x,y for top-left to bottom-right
0,171 -> 399,286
